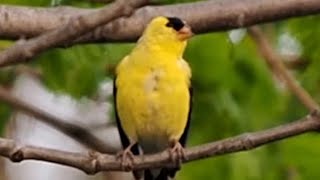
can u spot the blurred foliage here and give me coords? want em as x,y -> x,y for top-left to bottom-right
1,0 -> 320,179
288,16 -> 320,102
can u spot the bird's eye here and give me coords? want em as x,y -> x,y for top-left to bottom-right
165,17 -> 184,31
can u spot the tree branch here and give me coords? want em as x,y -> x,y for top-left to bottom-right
283,55 -> 309,70
0,0 -> 148,67
248,27 -> 320,111
0,86 -> 118,153
89,0 -> 113,3
1,111 -> 320,174
1,0 -> 320,44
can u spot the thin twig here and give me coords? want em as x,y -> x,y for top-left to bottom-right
283,55 -> 309,69
0,111 -> 320,174
1,0 -> 320,44
0,0 -> 148,67
248,26 -> 320,111
0,86 -> 117,153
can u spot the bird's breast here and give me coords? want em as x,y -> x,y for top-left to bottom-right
144,68 -> 164,93
137,66 -> 189,151
116,61 -> 190,153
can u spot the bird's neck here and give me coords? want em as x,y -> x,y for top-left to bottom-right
133,36 -> 186,61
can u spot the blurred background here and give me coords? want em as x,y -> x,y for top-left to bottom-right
1,0 -> 320,179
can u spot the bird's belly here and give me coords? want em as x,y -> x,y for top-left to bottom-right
116,78 -> 190,153
137,86 -> 189,153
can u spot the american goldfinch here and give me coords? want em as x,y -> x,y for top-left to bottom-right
114,16 -> 193,180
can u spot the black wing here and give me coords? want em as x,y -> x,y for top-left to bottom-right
113,77 -> 141,179
165,86 -> 193,179
114,76 -> 131,150
179,86 -> 193,147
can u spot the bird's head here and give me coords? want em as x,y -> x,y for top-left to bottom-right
138,16 -> 193,57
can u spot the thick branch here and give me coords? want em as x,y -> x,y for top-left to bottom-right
249,27 -> 320,111
89,0 -> 113,3
0,0 -> 148,67
1,111 -> 320,174
1,0 -> 320,44
0,86 -> 117,153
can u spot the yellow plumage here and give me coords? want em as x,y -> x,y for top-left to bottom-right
114,16 -> 192,180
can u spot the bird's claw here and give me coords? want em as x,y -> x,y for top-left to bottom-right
116,148 -> 135,171
168,141 -> 185,167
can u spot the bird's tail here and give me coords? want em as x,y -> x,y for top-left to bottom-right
144,169 -> 157,180
144,168 -> 179,180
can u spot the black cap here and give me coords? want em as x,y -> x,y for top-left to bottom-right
165,17 -> 185,31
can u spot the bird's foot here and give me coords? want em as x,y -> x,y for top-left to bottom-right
168,140 -> 185,167
116,147 -> 135,171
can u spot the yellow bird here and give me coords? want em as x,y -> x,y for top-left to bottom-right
114,16 -> 193,180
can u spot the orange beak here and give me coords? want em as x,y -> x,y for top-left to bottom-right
178,25 -> 193,41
